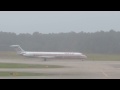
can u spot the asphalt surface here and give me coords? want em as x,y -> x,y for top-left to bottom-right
0,59 -> 120,79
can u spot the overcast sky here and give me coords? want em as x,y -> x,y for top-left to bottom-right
0,11 -> 120,34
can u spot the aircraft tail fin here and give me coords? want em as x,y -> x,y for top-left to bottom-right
10,45 -> 25,54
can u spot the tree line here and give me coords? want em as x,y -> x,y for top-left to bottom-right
0,29 -> 120,54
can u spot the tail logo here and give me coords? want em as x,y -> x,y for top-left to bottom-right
15,47 -> 22,52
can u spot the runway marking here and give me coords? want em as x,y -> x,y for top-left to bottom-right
99,69 -> 108,77
96,64 -> 108,77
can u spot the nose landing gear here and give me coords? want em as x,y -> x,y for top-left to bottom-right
44,58 -> 46,61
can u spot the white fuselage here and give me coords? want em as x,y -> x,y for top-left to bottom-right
10,45 -> 87,60
20,51 -> 87,59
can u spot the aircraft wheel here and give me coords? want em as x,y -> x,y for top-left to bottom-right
44,58 -> 46,61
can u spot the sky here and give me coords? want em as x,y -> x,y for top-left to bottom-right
0,11 -> 120,34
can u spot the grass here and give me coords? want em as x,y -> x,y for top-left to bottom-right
0,51 -> 26,59
85,53 -> 120,61
0,62 -> 64,68
0,71 -> 51,76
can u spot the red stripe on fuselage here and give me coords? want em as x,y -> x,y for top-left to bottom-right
33,54 -> 85,58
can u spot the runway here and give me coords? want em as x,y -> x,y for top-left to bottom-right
0,59 -> 120,79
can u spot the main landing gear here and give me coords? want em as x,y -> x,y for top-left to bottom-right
82,59 -> 84,61
44,58 -> 47,61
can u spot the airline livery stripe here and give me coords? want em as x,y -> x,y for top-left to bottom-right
33,54 -> 85,58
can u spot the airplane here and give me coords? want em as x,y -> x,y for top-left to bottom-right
10,45 -> 87,61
